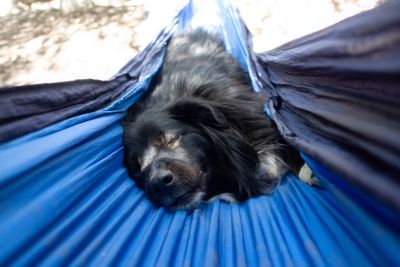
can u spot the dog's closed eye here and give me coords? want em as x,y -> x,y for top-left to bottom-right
158,133 -> 181,149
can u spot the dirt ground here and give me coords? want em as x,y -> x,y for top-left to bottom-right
0,0 -> 380,86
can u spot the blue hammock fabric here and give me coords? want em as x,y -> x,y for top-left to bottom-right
1,0 -> 400,266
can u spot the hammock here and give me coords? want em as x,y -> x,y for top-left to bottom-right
1,0 -> 399,266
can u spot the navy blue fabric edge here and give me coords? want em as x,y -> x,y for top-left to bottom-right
256,1 -> 400,213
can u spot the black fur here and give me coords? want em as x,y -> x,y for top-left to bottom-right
123,30 -> 302,209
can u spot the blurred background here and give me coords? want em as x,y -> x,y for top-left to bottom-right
0,0 -> 381,86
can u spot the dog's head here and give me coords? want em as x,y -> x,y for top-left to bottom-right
123,103 -> 212,209
123,99 -> 269,210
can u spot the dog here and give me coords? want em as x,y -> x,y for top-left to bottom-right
123,30 -> 304,210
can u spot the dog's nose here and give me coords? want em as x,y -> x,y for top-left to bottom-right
148,172 -> 175,196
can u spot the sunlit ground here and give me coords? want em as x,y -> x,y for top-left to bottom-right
0,0 -> 380,86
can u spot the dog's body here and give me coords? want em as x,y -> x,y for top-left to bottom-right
123,31 -> 303,209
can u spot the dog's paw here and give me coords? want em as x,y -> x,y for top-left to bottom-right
298,163 -> 321,188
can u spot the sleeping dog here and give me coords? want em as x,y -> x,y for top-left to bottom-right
123,31 -> 305,210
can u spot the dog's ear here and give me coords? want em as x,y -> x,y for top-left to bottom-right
170,99 -> 266,197
169,99 -> 228,129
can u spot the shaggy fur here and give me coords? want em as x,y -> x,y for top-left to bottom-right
123,31 -> 302,210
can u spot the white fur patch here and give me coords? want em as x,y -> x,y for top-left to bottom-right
192,192 -> 206,204
206,193 -> 238,203
141,146 -> 157,170
191,45 -> 211,56
258,153 -> 282,178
